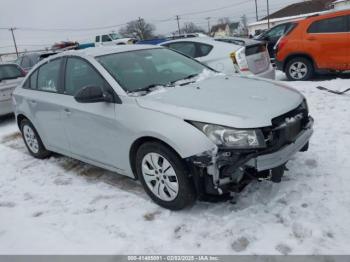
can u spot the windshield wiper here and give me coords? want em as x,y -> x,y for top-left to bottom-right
130,83 -> 174,94
170,73 -> 200,85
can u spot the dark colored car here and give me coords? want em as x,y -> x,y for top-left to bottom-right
255,22 -> 296,60
15,52 -> 57,73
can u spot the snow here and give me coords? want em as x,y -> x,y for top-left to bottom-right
0,72 -> 350,255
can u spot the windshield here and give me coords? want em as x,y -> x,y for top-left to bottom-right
110,33 -> 123,40
97,48 -> 208,93
0,64 -> 23,81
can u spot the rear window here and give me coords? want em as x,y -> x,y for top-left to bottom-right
308,15 -> 348,33
245,44 -> 267,56
0,64 -> 23,81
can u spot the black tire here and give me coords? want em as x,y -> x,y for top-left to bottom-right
20,119 -> 51,159
285,57 -> 314,81
136,142 -> 196,210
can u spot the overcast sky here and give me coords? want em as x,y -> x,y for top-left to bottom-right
0,0 -> 300,54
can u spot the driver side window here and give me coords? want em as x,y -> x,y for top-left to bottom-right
64,57 -> 105,96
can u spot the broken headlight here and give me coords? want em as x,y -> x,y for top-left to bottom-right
190,121 -> 266,149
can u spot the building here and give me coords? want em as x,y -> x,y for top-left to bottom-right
332,0 -> 350,10
248,0 -> 340,36
210,22 -> 243,37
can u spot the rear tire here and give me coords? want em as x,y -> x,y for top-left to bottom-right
136,142 -> 196,210
20,119 -> 51,159
285,57 -> 314,81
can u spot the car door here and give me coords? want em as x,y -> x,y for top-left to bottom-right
25,58 -> 70,152
306,15 -> 350,70
60,56 -> 122,169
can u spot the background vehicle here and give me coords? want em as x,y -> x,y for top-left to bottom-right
95,32 -> 137,46
255,22 -> 296,61
160,37 -> 275,79
0,63 -> 25,116
15,52 -> 57,73
13,46 -> 313,210
275,10 -> 350,81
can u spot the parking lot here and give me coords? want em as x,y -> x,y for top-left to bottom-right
0,71 -> 349,255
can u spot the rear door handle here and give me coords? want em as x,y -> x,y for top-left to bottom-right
29,100 -> 37,105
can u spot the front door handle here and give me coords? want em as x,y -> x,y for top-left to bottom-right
64,108 -> 72,116
29,100 -> 37,105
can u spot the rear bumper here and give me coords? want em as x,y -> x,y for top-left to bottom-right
275,59 -> 284,71
0,98 -> 13,116
246,117 -> 314,171
254,65 -> 276,80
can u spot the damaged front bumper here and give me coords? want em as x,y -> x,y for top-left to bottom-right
187,116 -> 314,197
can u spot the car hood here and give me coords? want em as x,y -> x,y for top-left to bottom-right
136,75 -> 304,128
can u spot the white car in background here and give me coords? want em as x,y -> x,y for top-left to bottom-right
160,37 -> 275,79
0,63 -> 25,116
95,33 -> 137,47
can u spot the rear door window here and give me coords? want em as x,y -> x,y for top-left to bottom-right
167,42 -> 197,58
197,43 -> 213,57
308,15 -> 348,33
37,59 -> 62,93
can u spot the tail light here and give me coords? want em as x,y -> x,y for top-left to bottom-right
230,48 -> 249,73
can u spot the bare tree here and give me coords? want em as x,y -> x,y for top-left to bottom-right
240,14 -> 249,36
217,17 -> 231,25
181,22 -> 206,34
119,18 -> 156,40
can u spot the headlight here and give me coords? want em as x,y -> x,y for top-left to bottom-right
190,121 -> 266,149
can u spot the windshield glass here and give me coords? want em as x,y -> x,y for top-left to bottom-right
0,65 -> 23,81
97,48 -> 208,93
110,33 -> 123,40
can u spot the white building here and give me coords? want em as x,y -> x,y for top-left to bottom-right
332,0 -> 350,10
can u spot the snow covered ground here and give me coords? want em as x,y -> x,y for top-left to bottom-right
0,72 -> 349,255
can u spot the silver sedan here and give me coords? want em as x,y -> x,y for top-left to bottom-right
13,45 -> 313,210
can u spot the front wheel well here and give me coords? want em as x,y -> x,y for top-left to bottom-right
129,137 -> 183,179
283,54 -> 315,72
17,114 -> 28,129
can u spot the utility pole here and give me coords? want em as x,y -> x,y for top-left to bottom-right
176,15 -> 181,36
206,17 -> 211,35
267,0 -> 271,29
254,0 -> 258,21
9,27 -> 19,58
138,17 -> 144,40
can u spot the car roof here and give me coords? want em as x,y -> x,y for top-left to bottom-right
62,45 -> 162,58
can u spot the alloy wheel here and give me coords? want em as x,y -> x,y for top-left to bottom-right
289,61 -> 308,80
141,152 -> 179,201
23,125 -> 39,154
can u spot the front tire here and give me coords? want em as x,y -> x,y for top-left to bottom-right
285,57 -> 314,81
20,119 -> 51,159
136,142 -> 196,210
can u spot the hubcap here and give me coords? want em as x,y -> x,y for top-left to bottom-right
141,153 -> 179,201
23,125 -> 39,154
289,62 -> 308,80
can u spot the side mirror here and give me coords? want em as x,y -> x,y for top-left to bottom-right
74,85 -> 114,103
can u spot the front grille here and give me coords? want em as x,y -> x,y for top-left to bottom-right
263,102 -> 309,151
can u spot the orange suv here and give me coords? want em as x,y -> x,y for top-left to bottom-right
275,10 -> 350,81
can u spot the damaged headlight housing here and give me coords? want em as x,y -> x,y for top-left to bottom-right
191,121 -> 266,149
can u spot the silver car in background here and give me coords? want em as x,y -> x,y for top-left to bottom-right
0,63 -> 25,116
13,46 -> 313,210
160,37 -> 275,80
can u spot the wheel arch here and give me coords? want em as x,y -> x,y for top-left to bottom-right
283,53 -> 315,72
16,113 -> 29,129
129,136 -> 185,179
